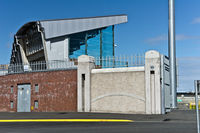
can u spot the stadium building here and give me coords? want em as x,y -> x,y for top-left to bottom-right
0,15 -> 173,114
10,15 -> 127,65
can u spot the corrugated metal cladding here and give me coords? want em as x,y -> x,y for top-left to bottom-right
40,15 -> 128,39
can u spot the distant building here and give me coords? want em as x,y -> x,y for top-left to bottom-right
0,64 -> 8,69
0,64 -> 8,75
10,15 -> 127,65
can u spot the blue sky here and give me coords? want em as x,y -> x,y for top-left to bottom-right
0,0 -> 200,92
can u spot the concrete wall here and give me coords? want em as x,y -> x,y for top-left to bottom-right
0,69 -> 77,112
145,50 -> 162,114
90,67 -> 145,114
77,50 -> 167,114
45,37 -> 69,61
77,55 -> 95,112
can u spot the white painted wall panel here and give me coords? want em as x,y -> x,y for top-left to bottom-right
45,37 -> 69,61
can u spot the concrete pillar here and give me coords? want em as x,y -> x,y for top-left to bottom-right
145,50 -> 161,114
19,45 -> 29,65
77,55 -> 95,112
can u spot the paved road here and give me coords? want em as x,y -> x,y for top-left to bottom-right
0,121 -> 196,133
0,110 -> 197,133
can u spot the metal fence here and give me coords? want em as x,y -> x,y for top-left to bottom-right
95,55 -> 145,68
0,55 -> 145,75
0,60 -> 77,76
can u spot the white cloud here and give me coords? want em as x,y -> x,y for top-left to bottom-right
178,57 -> 200,61
146,35 -> 167,43
146,34 -> 200,44
191,17 -> 200,24
176,34 -> 200,40
177,57 -> 200,92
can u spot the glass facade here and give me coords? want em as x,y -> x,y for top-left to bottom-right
69,31 -> 86,59
87,30 -> 100,57
69,26 -> 114,59
102,26 -> 113,57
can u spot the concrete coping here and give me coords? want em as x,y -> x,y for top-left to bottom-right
78,55 -> 95,63
91,66 -> 144,74
145,50 -> 160,59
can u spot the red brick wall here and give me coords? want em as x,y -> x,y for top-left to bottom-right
0,69 -> 77,112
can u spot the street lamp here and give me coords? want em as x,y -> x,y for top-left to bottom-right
169,0 -> 177,108
195,80 -> 200,133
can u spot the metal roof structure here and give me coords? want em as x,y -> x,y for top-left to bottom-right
16,14 -> 128,39
11,14 -> 128,66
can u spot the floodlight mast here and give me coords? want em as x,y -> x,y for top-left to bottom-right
169,0 -> 177,108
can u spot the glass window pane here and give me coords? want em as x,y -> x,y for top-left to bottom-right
69,26 -> 114,62
34,100 -> 38,109
11,86 -> 14,93
102,26 -> 114,67
35,84 -> 39,92
69,32 -> 86,59
10,101 -> 13,109
87,30 -> 100,58
102,26 -> 113,57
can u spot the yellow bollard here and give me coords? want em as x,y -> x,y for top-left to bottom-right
189,102 -> 193,110
193,105 -> 195,109
188,102 -> 200,110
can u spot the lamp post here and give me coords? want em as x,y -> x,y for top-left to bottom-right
169,0 -> 177,108
195,80 -> 200,133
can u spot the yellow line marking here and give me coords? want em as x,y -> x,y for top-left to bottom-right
0,119 -> 133,122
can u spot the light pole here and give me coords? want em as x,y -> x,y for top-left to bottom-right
195,80 -> 200,133
169,0 -> 177,108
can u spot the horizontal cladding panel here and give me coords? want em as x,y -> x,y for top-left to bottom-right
40,15 -> 127,39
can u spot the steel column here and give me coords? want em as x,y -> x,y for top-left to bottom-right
112,25 -> 115,67
112,25 -> 115,57
168,0 -> 177,108
195,80 -> 200,133
85,33 -> 88,55
100,29 -> 103,66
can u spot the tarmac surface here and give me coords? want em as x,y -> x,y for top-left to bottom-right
0,110 -> 197,133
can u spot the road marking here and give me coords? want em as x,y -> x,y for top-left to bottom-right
0,119 -> 133,122
133,121 -> 196,123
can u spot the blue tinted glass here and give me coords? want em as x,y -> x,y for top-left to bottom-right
69,32 -> 86,59
69,26 -> 114,60
70,44 -> 85,59
102,26 -> 113,57
101,26 -> 114,67
87,30 -> 100,58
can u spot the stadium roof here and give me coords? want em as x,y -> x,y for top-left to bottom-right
16,14 -> 128,39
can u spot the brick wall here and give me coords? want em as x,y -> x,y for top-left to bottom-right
0,69 -> 77,112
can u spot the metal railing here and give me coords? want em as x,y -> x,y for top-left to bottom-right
0,60 -> 77,76
0,55 -> 145,75
95,55 -> 145,68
